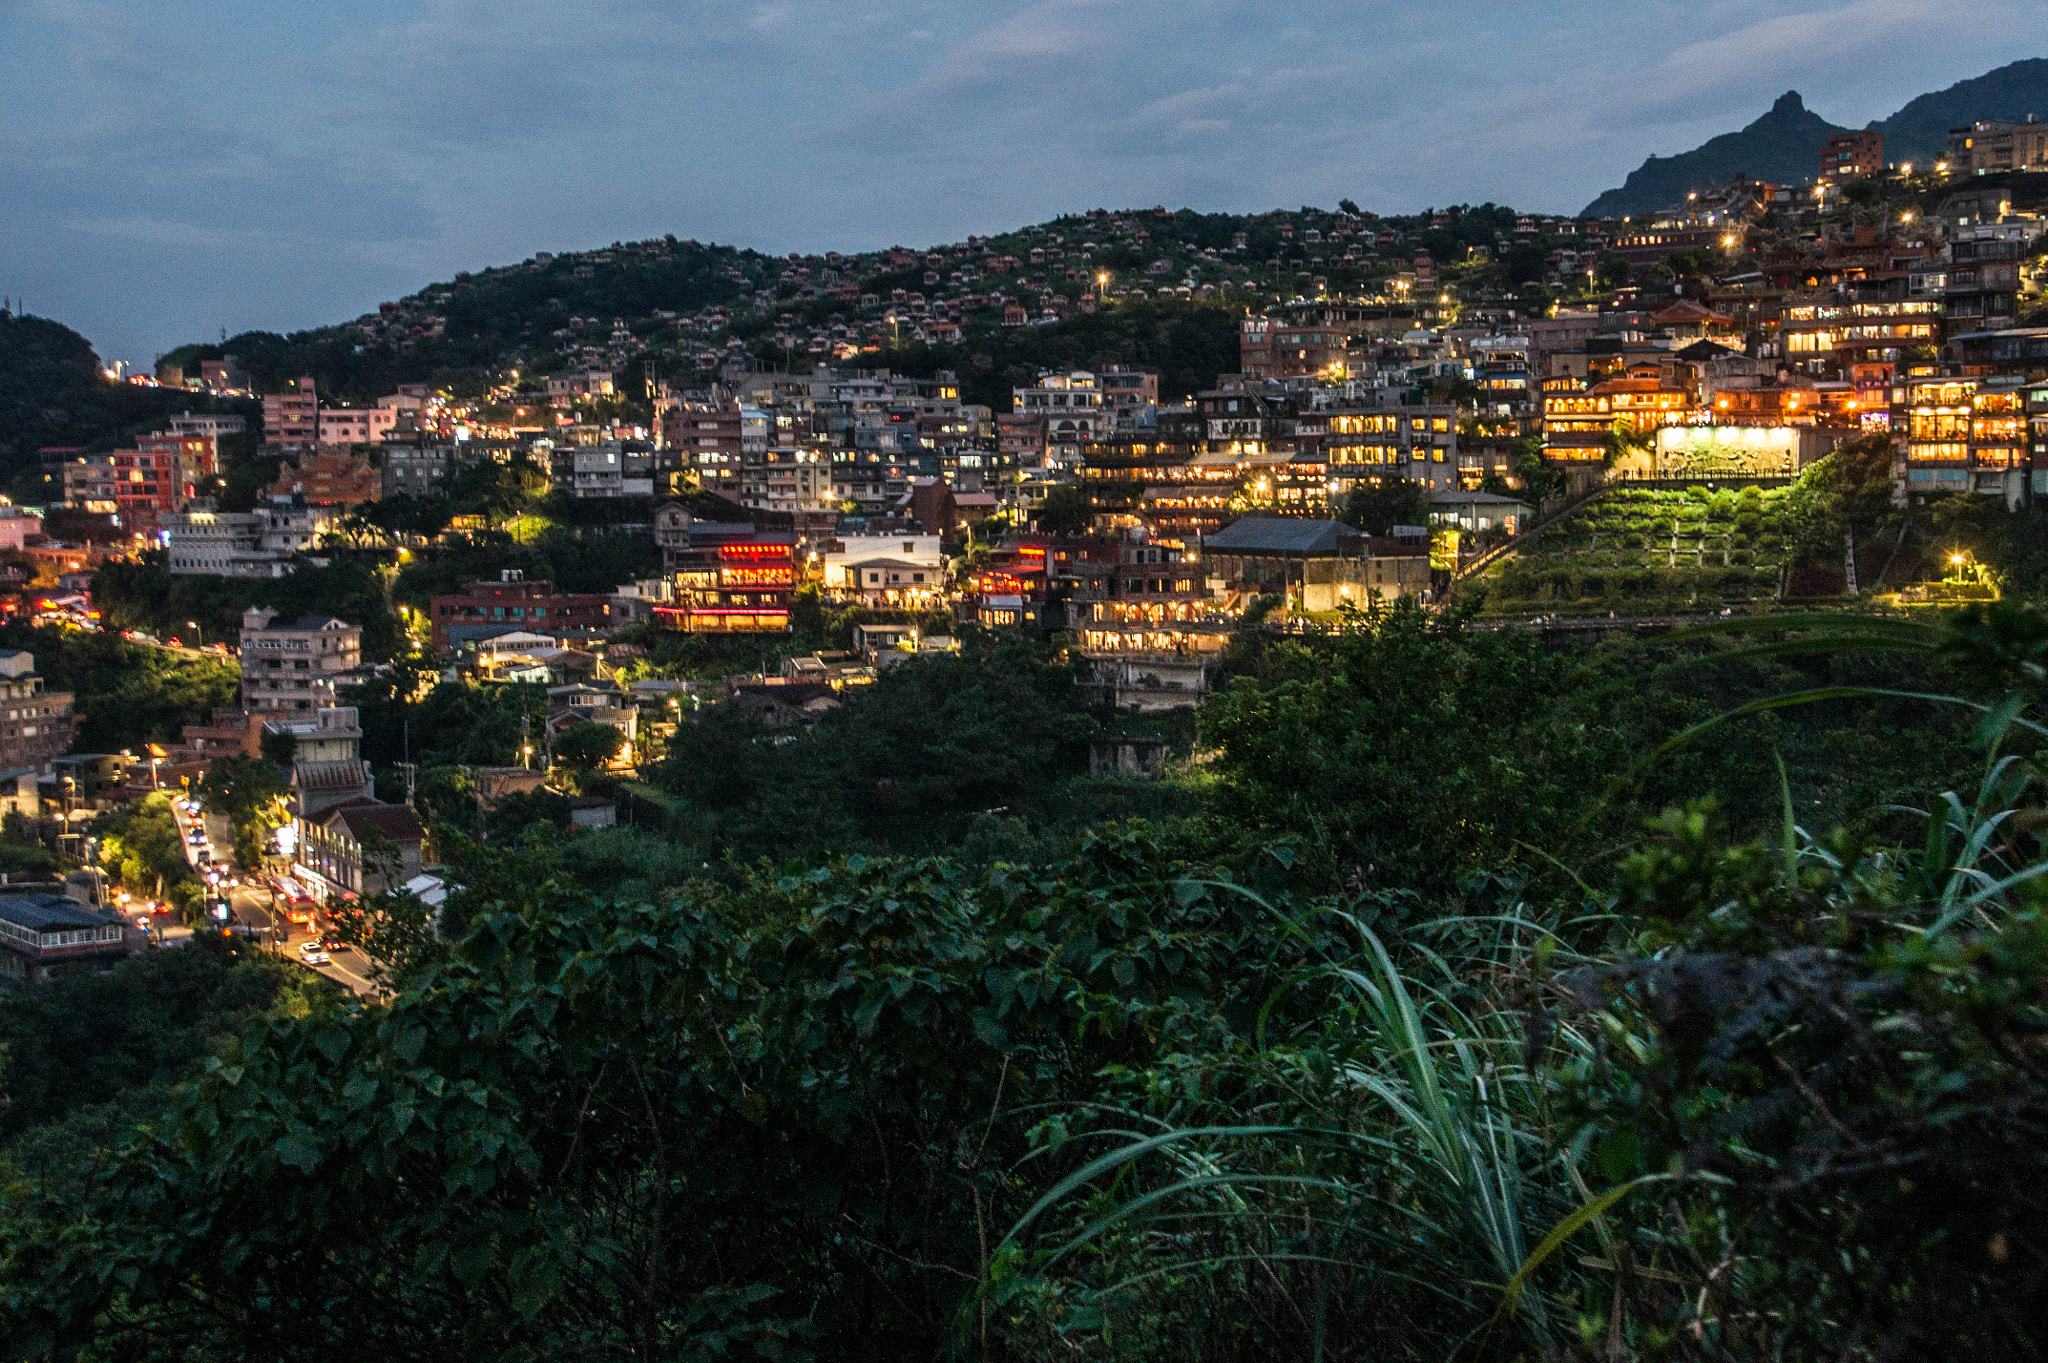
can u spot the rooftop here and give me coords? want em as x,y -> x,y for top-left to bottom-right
0,892 -> 119,931
1203,517 -> 1366,555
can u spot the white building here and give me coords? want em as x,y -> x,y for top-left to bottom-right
162,507 -> 331,577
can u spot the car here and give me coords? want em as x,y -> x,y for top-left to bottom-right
298,943 -> 330,966
320,935 -> 348,952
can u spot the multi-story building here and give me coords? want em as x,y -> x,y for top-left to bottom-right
1818,129 -> 1884,184
1780,297 -> 1943,372
1240,317 -> 1350,379
0,650 -> 75,774
1324,404 -> 1461,492
1896,373 -> 2030,496
290,799 -> 426,903
1062,535 -> 1232,656
661,401 -> 743,488
1014,372 -> 1109,467
567,443 -> 656,498
238,608 -> 363,713
1945,118 -> 2048,176
59,430 -> 215,531
263,377 -> 319,448
316,406 -> 398,445
1098,369 -> 1161,412
1943,230 -> 2027,332
429,572 -> 614,652
269,448 -> 381,506
655,532 -> 799,634
997,413 -> 1047,469
380,444 -> 456,498
162,507 -> 329,577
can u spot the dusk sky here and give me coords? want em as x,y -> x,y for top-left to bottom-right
2,0 -> 2039,367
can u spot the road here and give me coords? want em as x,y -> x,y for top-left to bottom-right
230,884 -> 381,996
169,797 -> 381,998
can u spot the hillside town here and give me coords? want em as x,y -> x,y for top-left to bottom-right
13,16 -> 2048,1356
0,121 -> 2044,990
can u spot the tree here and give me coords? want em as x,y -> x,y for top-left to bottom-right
1337,198 -> 1361,216
1501,433 -> 1563,506
1031,483 -> 1094,536
1340,477 -> 1428,535
1595,252 -> 1632,289
550,719 -> 625,771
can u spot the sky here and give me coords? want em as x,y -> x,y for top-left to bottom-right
1,0 -> 2039,367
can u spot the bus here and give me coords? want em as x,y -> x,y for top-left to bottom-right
273,875 -> 316,925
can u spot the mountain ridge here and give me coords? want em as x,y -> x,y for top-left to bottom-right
1583,57 -> 2048,218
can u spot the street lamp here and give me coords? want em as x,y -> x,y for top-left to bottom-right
187,620 -> 202,648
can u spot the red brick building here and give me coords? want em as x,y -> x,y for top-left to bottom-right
1818,130 -> 1884,185
270,448 -> 381,507
430,573 -> 614,652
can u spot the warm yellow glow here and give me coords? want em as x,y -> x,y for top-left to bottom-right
1952,554 -> 1966,565
1721,234 -> 1736,248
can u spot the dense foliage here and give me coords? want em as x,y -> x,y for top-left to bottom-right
5,604 -> 2047,1360
0,624 -> 238,753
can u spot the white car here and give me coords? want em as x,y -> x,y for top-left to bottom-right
298,943 -> 330,966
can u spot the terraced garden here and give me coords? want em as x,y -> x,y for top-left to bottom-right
1476,485 -> 1797,616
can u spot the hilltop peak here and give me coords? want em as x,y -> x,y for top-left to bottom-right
1770,90 -> 1806,116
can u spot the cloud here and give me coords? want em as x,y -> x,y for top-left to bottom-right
3,0 -> 2044,363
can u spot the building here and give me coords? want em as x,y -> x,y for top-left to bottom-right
269,448 -> 382,506
1240,317 -> 1351,380
59,432 -> 214,531
289,799 -> 426,903
1897,372 -> 2030,496
824,535 -> 948,606
0,506 -> 42,551
1014,372 -> 1108,466
380,444 -> 456,498
660,401 -> 744,485
1945,118 -> 2048,176
315,406 -> 398,446
239,609 -> 363,713
1201,517 -> 1372,612
429,572 -> 614,653
0,892 -> 131,985
1818,130 -> 1883,184
265,706 -> 368,816
162,507 -> 329,577
263,377 -> 319,448
655,532 -> 799,634
547,369 -> 615,403
0,651 -> 74,774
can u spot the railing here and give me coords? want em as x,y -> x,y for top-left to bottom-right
1451,480 -> 1615,583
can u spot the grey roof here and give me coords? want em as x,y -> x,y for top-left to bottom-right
1204,517 -> 1364,555
293,759 -> 372,792
1430,490 -> 1532,507
0,893 -> 118,931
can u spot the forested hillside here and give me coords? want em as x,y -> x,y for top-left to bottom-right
7,595 -> 2048,1359
0,312 -> 254,502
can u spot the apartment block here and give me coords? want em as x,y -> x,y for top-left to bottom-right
238,608 -> 363,713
